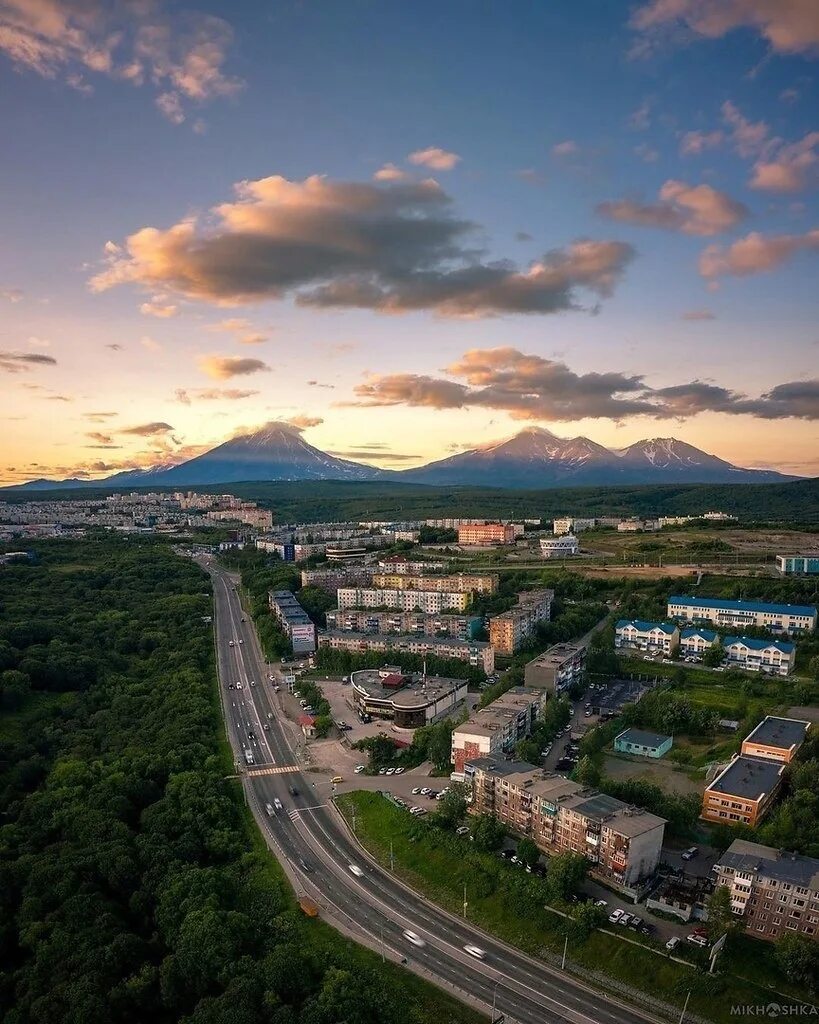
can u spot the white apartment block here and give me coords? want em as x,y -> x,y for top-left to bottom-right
722,636 -> 795,677
615,619 -> 680,656
318,631 -> 494,673
540,534 -> 579,559
336,587 -> 470,613
371,572 -> 498,594
667,596 -> 817,635
553,517 -> 595,535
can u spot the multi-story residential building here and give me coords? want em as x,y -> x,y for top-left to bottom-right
467,758 -> 666,892
667,595 -> 817,635
776,555 -> 819,576
268,590 -> 316,653
376,556 -> 446,575
325,608 -> 481,640
318,631 -> 494,673
722,636 -> 796,676
540,534 -> 579,559
614,728 -> 673,759
371,572 -> 498,594
300,566 -> 374,590
336,587 -> 471,613
741,716 -> 810,764
679,626 -> 720,659
658,516 -> 695,528
617,518 -> 660,532
702,511 -> 737,521
701,756 -> 787,827
615,619 -> 680,656
457,522 -> 516,546
524,642 -> 587,692
713,839 -> 819,943
553,517 -> 596,536
489,589 -> 553,655
451,687 -> 547,776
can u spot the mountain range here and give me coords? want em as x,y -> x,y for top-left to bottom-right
5,422 -> 800,492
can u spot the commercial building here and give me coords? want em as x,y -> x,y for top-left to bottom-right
457,522 -> 516,546
776,555 -> 819,576
467,758 -> 666,891
350,668 -> 467,728
540,534 -> 579,559
371,572 -> 498,594
318,631 -> 494,673
451,687 -> 548,776
701,756 -> 786,828
679,627 -> 720,659
741,716 -> 810,764
667,595 -> 817,635
336,587 -> 470,613
489,589 -> 554,655
376,556 -> 446,575
524,643 -> 587,693
325,608 -> 481,640
268,590 -> 316,654
722,636 -> 796,676
553,517 -> 596,536
614,619 -> 680,656
713,839 -> 819,943
614,728 -> 673,759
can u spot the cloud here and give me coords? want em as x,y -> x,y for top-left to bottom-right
0,2 -> 243,123
700,228 -> 819,279
750,132 -> 819,193
140,335 -> 163,353
721,100 -> 769,159
140,298 -> 179,317
597,181 -> 747,236
630,0 -> 819,57
306,380 -> 335,389
516,168 -> 547,186
285,415 -> 323,430
347,345 -> 819,422
634,143 -> 659,163
407,147 -> 460,170
628,100 -> 652,131
83,411 -> 117,421
86,431 -> 113,444
119,422 -> 175,436
373,163 -> 410,182
681,309 -> 716,320
1,286 -> 22,302
174,387 -> 258,403
237,332 -> 268,345
89,174 -> 636,317
198,354 -> 270,379
105,343 -> 123,351
551,140 -> 579,157
0,351 -> 57,373
327,449 -> 420,462
679,130 -> 724,156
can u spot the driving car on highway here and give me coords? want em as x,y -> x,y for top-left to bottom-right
402,930 -> 426,948
348,864 -> 364,877
463,945 -> 485,960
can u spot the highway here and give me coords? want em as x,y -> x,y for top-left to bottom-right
199,555 -> 666,1024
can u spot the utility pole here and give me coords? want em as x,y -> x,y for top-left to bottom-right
678,989 -> 691,1024
491,982 -> 498,1023
352,810 -> 357,834
463,882 -> 468,919
390,840 -> 395,872
561,933 -> 568,970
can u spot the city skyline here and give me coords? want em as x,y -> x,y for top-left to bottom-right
2,1 -> 819,485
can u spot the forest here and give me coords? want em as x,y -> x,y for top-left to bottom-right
0,538 -> 478,1024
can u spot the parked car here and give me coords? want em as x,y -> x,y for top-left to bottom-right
594,899 -> 608,908
687,933 -> 709,947
456,826 -> 470,836
682,846 -> 699,861
354,765 -> 365,774
628,916 -> 643,930
608,909 -> 623,924
412,786 -> 422,795
618,913 -> 632,927
394,766 -> 405,774
666,936 -> 680,952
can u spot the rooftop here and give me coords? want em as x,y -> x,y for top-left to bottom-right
615,727 -> 672,749
525,641 -> 586,667
680,627 -> 719,642
723,635 -> 796,654
669,595 -> 817,618
454,687 -> 543,738
706,755 -> 785,801
616,618 -> 678,634
718,839 -> 819,890
744,715 -> 810,750
322,630 -> 490,651
350,668 -> 466,709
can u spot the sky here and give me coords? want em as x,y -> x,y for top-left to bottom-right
1,0 -> 818,484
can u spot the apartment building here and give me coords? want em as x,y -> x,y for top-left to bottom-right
300,566 -> 374,589
679,627 -> 720,659
540,534 -> 579,559
336,587 -> 470,613
489,589 -> 554,655
741,716 -> 810,764
722,636 -> 796,676
713,839 -> 819,943
451,687 -> 547,776
615,619 -> 680,656
617,518 -> 660,532
325,608 -> 481,640
318,630 -> 494,673
372,572 -> 499,594
467,758 -> 666,891
776,555 -> 819,576
457,522 -> 516,546
268,590 -> 316,653
701,756 -> 786,827
524,642 -> 587,692
553,517 -> 596,536
667,595 -> 817,635
376,556 -> 446,575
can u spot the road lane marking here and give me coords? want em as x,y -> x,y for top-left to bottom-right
247,764 -> 299,776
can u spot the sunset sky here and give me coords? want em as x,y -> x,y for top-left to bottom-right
1,0 -> 818,485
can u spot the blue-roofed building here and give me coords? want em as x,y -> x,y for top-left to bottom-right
615,619 -> 679,656
776,555 -> 819,577
667,596 -> 817,635
679,627 -> 720,661
722,636 -> 796,677
614,727 -> 673,759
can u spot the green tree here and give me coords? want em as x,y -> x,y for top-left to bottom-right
567,901 -> 605,941
705,884 -> 733,941
573,755 -> 601,787
546,852 -> 588,901
435,783 -> 468,829
470,813 -> 506,852
702,642 -> 724,668
516,837 -> 540,869
775,934 -> 819,991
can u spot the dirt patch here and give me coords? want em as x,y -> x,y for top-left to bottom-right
603,754 -> 703,796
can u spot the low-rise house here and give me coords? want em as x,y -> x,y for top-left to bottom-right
701,756 -> 786,828
679,626 -> 720,659
722,636 -> 795,676
614,727 -> 672,759
775,555 -> 819,576
615,619 -> 680,656
741,716 -> 810,764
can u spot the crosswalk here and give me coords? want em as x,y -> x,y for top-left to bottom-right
288,809 -> 300,822
247,764 -> 299,777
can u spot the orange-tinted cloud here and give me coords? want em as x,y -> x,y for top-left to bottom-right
0,351 -> 57,373
597,181 -> 747,236
407,147 -> 460,170
198,354 -> 270,379
700,229 -> 819,279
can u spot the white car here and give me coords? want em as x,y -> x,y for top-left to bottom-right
394,767 -> 404,774
354,765 -> 365,774
608,909 -> 623,924
412,786 -> 422,795
463,945 -> 486,960
666,936 -> 680,951
348,863 -> 364,877
402,930 -> 426,948
385,768 -> 395,775
456,826 -> 470,836
595,899 -> 608,908
420,787 -> 430,795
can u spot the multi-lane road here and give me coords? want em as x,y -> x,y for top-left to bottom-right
199,555 -> 666,1024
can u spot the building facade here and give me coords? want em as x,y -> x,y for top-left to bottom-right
450,687 -> 547,776
371,572 -> 498,594
457,522 -> 516,546
722,636 -> 795,676
679,627 -> 720,659
350,668 -> 468,728
741,716 -> 810,764
701,756 -> 786,827
540,534 -> 579,559
615,619 -> 680,656
553,517 -> 596,535
489,589 -> 553,655
325,608 -> 481,640
614,728 -> 673,758
336,587 -> 471,613
523,643 -> 587,692
300,566 -> 374,589
376,557 -> 446,575
776,555 -> 819,576
713,839 -> 819,943
318,630 -> 494,673
667,595 -> 817,635
268,590 -> 316,653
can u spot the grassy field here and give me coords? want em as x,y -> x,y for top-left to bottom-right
336,791 -> 812,1023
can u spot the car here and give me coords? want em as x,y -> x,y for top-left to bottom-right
666,936 -> 680,952
618,913 -> 632,927
608,909 -> 623,924
640,925 -> 653,936
420,787 -> 430,795
267,712 -> 273,719
412,786 -> 422,794
463,945 -> 486,960
691,925 -> 708,937
263,723 -> 270,731
681,846 -> 699,861
299,700 -> 308,708
331,775 -> 343,784
288,785 -> 299,797
510,855 -> 519,864
456,826 -> 470,836
385,768 -> 395,775
642,655 -> 653,662
714,666 -> 725,672
584,702 -> 592,709
500,850 -> 514,860
629,916 -> 643,930
687,933 -> 709,947
394,766 -> 405,774
584,710 -> 592,717
348,864 -> 364,877
238,639 -> 244,645
236,681 -> 243,690
250,680 -> 256,687
354,765 -> 366,774
402,930 -> 426,948
379,767 -> 388,775
595,899 -> 608,908
299,858 -> 313,873
265,802 -> 274,816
